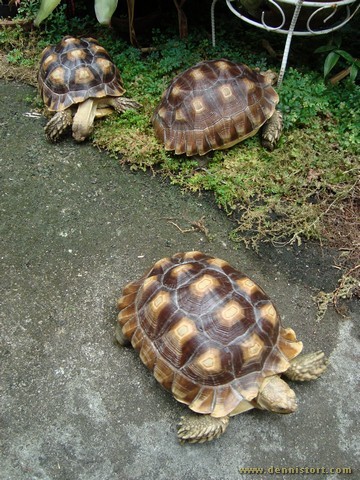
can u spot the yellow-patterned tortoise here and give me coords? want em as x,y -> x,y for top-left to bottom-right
152,59 -> 283,155
116,251 -> 328,443
38,36 -> 140,142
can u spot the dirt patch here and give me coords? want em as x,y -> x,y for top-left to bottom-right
0,53 -> 37,85
322,180 -> 359,275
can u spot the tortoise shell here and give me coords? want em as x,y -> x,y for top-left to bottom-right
152,59 -> 279,156
117,251 -> 303,418
38,36 -> 125,112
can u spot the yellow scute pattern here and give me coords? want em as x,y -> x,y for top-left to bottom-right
216,300 -> 245,327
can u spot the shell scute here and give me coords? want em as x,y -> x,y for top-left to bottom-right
171,371 -> 202,405
182,343 -> 234,387
118,309 -> 138,340
138,289 -> 179,341
153,356 -> 174,391
139,336 -> 157,370
155,316 -> 202,369
117,252 -> 302,417
209,385 -> 244,418
188,386 -> 216,414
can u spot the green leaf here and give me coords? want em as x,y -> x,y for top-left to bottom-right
34,0 -> 61,26
324,52 -> 340,78
314,45 -> 336,54
349,64 -> 358,82
94,0 -> 118,25
336,50 -> 354,63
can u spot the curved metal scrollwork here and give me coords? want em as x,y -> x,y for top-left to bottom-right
224,0 -> 360,35
259,0 -> 287,31
211,0 -> 360,84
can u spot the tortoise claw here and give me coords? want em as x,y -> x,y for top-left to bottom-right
177,414 -> 229,444
45,110 -> 73,142
110,97 -> 142,114
261,110 -> 283,151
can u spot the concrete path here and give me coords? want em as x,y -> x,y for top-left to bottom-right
1,82 -> 359,480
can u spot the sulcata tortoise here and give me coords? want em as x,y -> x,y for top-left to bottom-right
38,36 -> 141,142
116,251 -> 328,443
152,59 -> 282,156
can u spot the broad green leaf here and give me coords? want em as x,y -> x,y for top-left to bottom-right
314,45 -> 336,54
336,50 -> 354,63
324,51 -> 340,78
349,64 -> 358,81
94,0 -> 118,25
34,0 -> 61,26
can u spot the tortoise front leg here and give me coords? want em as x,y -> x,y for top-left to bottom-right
72,98 -> 98,142
109,97 -> 142,114
177,414 -> 229,444
45,109 -> 73,142
284,351 -> 328,381
261,110 -> 283,151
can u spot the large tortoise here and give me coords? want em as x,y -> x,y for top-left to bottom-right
152,59 -> 282,156
38,36 -> 140,142
116,251 -> 328,443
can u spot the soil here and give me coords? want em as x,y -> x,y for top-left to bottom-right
1,80 -> 359,479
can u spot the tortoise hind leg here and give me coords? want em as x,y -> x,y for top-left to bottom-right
45,109 -> 73,142
284,351 -> 328,381
115,323 -> 131,347
177,414 -> 229,444
261,110 -> 283,151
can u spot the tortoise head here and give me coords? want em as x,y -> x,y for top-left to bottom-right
259,69 -> 278,86
256,375 -> 297,413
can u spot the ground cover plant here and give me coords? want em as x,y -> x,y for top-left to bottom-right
1,0 -> 359,312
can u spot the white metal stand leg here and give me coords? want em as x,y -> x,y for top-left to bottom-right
277,0 -> 304,85
211,0 -> 219,47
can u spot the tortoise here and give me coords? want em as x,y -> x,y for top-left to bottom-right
152,58 -> 282,156
116,251 -> 328,443
38,36 -> 141,142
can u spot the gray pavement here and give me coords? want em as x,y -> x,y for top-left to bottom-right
0,81 -> 359,480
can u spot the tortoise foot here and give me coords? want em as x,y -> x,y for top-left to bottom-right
111,97 -> 142,114
45,110 -> 73,142
177,414 -> 229,444
285,351 -> 329,381
261,110 -> 283,151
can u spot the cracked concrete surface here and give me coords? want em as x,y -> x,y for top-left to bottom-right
1,82 -> 359,480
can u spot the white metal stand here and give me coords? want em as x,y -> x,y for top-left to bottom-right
211,0 -> 360,84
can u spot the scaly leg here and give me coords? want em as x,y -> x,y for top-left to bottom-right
261,110 -> 283,151
109,97 -> 142,114
177,414 -> 229,444
45,109 -> 73,142
284,351 -> 328,381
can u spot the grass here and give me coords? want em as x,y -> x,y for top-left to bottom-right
0,1 -> 359,306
